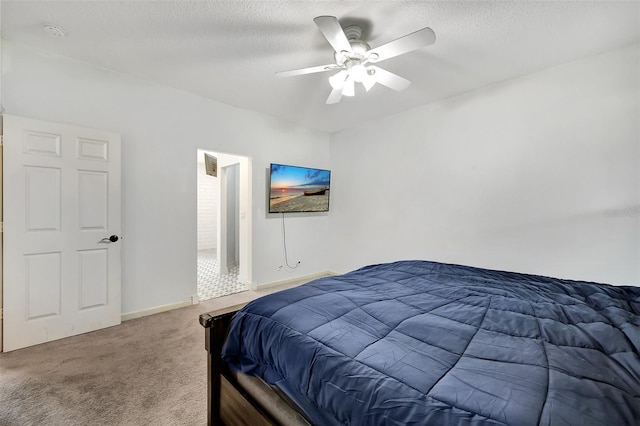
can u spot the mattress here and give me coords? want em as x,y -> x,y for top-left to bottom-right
222,260 -> 640,425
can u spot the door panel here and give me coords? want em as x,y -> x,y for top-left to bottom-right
78,249 -> 108,309
77,137 -> 108,161
79,170 -> 108,230
25,252 -> 62,319
25,166 -> 61,231
23,130 -> 61,156
3,115 -> 121,351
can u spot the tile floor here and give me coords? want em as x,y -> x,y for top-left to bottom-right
197,249 -> 247,301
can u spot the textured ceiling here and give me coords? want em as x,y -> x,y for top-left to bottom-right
2,1 -> 639,132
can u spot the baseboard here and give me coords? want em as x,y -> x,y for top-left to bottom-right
120,272 -> 339,322
121,296 -> 197,322
257,270 -> 338,290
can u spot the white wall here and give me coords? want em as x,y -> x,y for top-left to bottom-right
2,41 -> 331,315
329,45 -> 640,286
196,154 -> 217,251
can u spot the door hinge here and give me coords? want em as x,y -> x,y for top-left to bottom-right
0,135 -> 3,146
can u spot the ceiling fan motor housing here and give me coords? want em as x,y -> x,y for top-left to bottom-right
334,25 -> 372,67
343,25 -> 362,41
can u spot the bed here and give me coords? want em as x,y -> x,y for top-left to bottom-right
199,260 -> 640,425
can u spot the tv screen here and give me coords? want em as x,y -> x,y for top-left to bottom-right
269,163 -> 331,213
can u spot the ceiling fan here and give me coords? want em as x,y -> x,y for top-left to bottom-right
276,16 -> 436,104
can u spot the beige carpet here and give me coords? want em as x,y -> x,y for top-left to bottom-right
0,281 -> 309,426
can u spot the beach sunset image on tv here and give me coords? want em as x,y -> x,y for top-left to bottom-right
269,163 -> 331,213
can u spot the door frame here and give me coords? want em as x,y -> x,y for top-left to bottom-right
1,134 -> 4,352
197,150 -> 253,290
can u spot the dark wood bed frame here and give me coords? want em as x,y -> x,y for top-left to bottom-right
199,306 -> 308,426
199,308 -> 265,425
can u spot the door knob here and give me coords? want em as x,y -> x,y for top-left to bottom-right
98,235 -> 120,243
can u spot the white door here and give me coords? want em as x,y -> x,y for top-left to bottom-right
3,115 -> 121,351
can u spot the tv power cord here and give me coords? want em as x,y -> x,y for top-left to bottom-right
280,213 -> 301,270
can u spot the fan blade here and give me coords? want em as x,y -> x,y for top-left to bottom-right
329,70 -> 348,89
369,66 -> 411,91
368,27 -> 435,62
326,71 -> 347,104
342,74 -> 355,97
313,16 -> 352,54
326,87 -> 343,104
276,64 -> 338,78
362,74 -> 376,91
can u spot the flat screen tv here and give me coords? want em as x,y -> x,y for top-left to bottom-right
269,163 -> 331,213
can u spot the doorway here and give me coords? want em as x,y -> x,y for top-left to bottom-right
196,149 -> 252,301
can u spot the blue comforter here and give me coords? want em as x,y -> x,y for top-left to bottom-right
222,260 -> 640,425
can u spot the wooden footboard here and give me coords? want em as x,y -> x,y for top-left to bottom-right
199,307 -> 281,426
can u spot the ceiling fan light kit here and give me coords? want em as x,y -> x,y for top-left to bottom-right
275,16 -> 436,104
